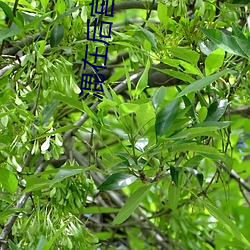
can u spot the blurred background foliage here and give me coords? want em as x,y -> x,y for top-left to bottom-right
0,0 -> 250,249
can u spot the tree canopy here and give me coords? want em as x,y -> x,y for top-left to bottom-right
1,0 -> 250,249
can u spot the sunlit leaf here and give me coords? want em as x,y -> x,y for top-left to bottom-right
0,168 -> 18,194
205,49 -> 225,75
151,86 -> 166,111
177,70 -> 231,98
51,167 -> 86,186
200,28 -> 247,58
134,59 -> 151,98
168,47 -> 200,65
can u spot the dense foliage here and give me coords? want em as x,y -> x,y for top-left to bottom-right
1,0 -> 250,249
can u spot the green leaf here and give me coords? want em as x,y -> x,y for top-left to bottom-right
170,166 -> 181,186
24,177 -> 51,192
53,5 -> 83,24
0,1 -> 14,21
176,69 -> 231,98
155,99 -> 179,137
157,2 -> 168,23
36,236 -> 48,250
198,106 -> 208,122
168,47 -> 200,65
234,36 -> 250,58
134,59 -> 150,98
179,61 -> 203,76
51,167 -> 86,186
156,67 -> 195,83
170,143 -> 229,165
34,125 -> 80,140
151,86 -> 166,111
232,0 -> 250,4
183,155 -> 204,168
41,101 -> 60,125
205,49 -> 225,75
112,185 -> 151,224
168,182 -> 180,210
119,103 -> 140,115
203,201 -> 250,248
53,92 -> 85,112
135,27 -> 157,49
42,223 -> 69,250
50,24 -> 64,47
8,241 -> 22,250
185,167 -> 204,187
0,209 -> 23,223
170,126 -> 220,139
25,12 -> 52,30
200,28 -> 247,58
80,206 -> 120,214
0,168 -> 18,194
0,25 -> 23,42
194,121 -> 231,129
205,99 -> 228,122
40,0 -> 49,9
98,172 -> 137,191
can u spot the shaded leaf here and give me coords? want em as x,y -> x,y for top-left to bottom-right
98,172 -> 137,191
203,201 -> 250,248
155,99 -> 179,137
0,209 -> 23,223
168,182 -> 180,210
170,166 -> 181,186
183,155 -> 204,168
8,241 -> 21,250
112,185 -> 151,224
0,25 -> 23,42
36,236 -> 48,250
136,27 -> 157,49
205,99 -> 228,122
50,24 -> 64,47
185,167 -> 204,187
232,0 -> 250,4
0,1 -> 14,21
